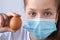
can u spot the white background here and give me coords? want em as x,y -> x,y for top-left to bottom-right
0,0 -> 25,35
0,0 -> 24,15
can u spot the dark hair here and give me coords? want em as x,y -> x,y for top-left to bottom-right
55,3 -> 60,40
24,0 -> 60,40
47,0 -> 60,40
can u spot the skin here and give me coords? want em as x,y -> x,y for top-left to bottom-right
0,0 -> 58,40
25,0 -> 58,40
25,0 -> 57,19
0,12 -> 19,32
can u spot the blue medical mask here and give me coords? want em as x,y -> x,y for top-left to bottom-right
23,18 -> 57,39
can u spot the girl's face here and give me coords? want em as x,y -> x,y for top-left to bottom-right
25,0 -> 57,19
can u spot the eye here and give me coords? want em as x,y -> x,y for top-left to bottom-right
28,12 -> 36,17
43,11 -> 52,16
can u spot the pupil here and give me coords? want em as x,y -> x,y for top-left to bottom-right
32,12 -> 36,16
45,12 -> 51,16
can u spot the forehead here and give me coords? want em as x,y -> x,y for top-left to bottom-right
26,0 -> 56,10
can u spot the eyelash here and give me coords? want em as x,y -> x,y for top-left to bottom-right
27,11 -> 52,18
43,11 -> 52,16
28,12 -> 36,17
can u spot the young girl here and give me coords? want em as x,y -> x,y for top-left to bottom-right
0,0 -> 60,40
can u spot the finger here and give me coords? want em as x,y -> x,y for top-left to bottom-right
0,27 -> 8,33
7,28 -> 16,32
6,12 -> 21,17
0,27 -> 15,33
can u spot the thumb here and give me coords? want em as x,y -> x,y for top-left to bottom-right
0,27 -> 15,33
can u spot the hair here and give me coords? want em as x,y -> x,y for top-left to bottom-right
24,0 -> 60,40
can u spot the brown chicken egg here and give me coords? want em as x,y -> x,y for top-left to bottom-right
10,16 -> 22,31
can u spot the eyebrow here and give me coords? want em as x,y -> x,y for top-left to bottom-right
28,8 -> 52,11
44,8 -> 52,11
28,8 -> 36,11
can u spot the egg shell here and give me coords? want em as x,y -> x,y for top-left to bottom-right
10,16 -> 22,31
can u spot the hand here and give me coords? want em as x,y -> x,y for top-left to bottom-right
0,12 -> 21,33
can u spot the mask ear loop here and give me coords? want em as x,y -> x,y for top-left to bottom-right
55,12 -> 59,24
55,10 -> 60,40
